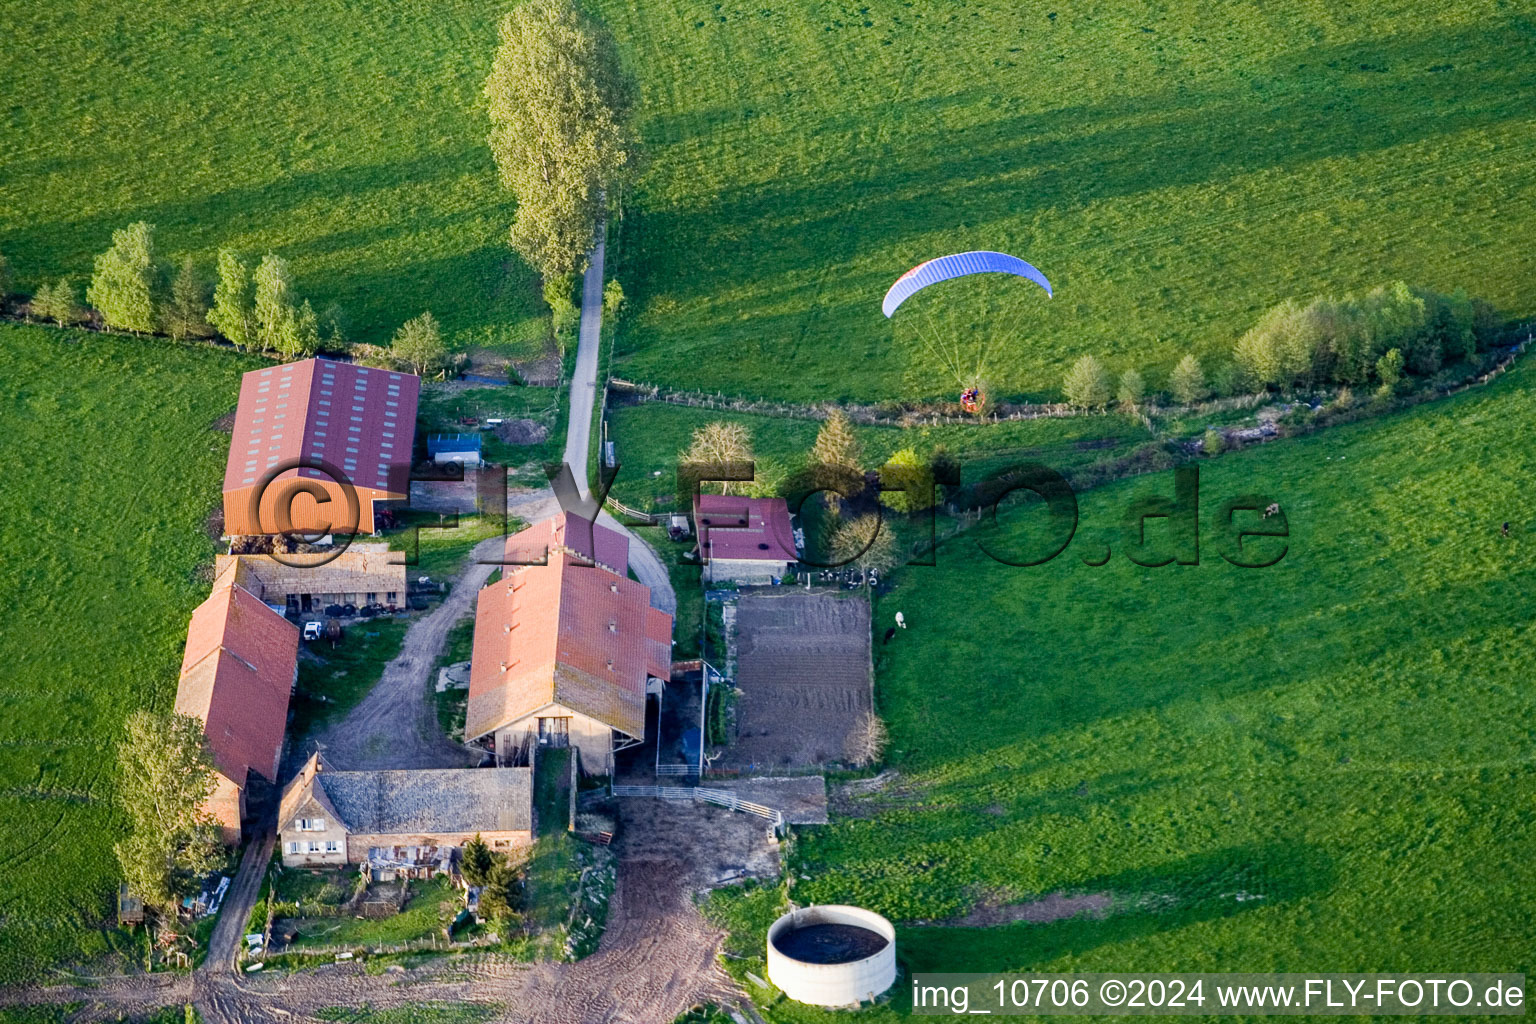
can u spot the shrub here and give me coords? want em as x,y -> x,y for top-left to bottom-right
1375,347 -> 1405,397
1202,428 -> 1226,455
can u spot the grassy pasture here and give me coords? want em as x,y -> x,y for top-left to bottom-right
602,0 -> 1536,403
0,0 -> 544,359
603,400 -> 1151,510
761,357 -> 1536,1005
0,325 -> 258,982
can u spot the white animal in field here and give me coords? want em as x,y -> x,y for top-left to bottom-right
895,611 -> 906,629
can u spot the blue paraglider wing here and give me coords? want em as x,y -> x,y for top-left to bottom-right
882,251 -> 1052,318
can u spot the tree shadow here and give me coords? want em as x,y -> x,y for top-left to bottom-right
893,840 -> 1333,980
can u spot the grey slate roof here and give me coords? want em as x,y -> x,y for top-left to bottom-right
315,767 -> 531,834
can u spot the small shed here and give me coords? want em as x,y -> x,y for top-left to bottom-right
428,434 -> 483,467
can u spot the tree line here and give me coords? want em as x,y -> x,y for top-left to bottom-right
0,228 -> 453,376
1062,281 -> 1504,413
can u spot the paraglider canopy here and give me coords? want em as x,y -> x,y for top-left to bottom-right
882,251 -> 1052,318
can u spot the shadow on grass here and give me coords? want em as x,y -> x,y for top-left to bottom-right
893,840 -> 1331,980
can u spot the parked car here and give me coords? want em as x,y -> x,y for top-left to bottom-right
302,621 -> 322,641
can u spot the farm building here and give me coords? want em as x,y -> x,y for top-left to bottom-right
214,543 -> 407,615
427,433 -> 483,467
694,494 -> 799,584
466,514 -> 673,772
176,563 -> 300,842
221,358 -> 420,537
278,754 -> 533,876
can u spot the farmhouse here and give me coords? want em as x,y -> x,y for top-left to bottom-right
694,494 -> 799,584
427,433 -> 483,467
222,358 -> 421,537
214,543 -> 407,615
278,754 -> 533,877
466,514 -> 673,772
175,563 -> 300,842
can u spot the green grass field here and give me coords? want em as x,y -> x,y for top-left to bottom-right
0,325 -> 257,982
740,356 -> 1536,1013
601,0 -> 1536,403
604,401 -> 1151,510
0,0 -> 545,360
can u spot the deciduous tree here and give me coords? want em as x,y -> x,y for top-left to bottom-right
843,709 -> 888,767
164,257 -> 209,341
1168,353 -> 1207,405
208,250 -> 256,351
484,0 -> 638,280
1062,354 -> 1111,411
830,513 -> 896,572
679,420 -> 754,495
879,447 -> 934,514
35,277 -> 78,326
392,311 -> 447,377
1116,368 -> 1146,410
602,278 -> 625,320
114,711 -> 222,916
253,254 -> 293,352
88,221 -> 158,333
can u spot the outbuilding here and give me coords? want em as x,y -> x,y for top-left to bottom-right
694,494 -> 799,585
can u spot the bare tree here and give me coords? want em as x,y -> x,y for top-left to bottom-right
679,420 -> 754,495
844,709 -> 889,767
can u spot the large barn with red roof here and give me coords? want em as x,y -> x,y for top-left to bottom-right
176,562 -> 300,841
222,358 -> 420,537
467,514 -> 673,773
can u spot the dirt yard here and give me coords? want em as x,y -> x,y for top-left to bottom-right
721,591 -> 872,770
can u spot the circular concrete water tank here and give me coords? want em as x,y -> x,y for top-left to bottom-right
766,905 -> 896,1007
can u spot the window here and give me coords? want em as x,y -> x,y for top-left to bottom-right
325,840 -> 340,853
298,817 -> 326,831
493,839 -> 510,849
286,842 -> 300,855
307,841 -> 325,853
386,592 -> 397,603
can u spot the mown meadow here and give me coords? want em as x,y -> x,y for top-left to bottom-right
0,325 -> 258,981
0,0 -> 543,359
709,355 -> 1536,1021
601,0 -> 1536,403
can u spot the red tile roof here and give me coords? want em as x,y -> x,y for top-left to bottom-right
176,565 -> 299,786
504,512 -> 630,575
694,494 -> 798,562
467,515 -> 671,743
222,358 -> 420,500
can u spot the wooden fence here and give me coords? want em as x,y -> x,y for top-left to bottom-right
610,783 -> 784,834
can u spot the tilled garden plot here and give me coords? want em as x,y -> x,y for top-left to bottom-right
723,592 -> 872,770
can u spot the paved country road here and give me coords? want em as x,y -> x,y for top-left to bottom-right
555,222 -> 677,615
